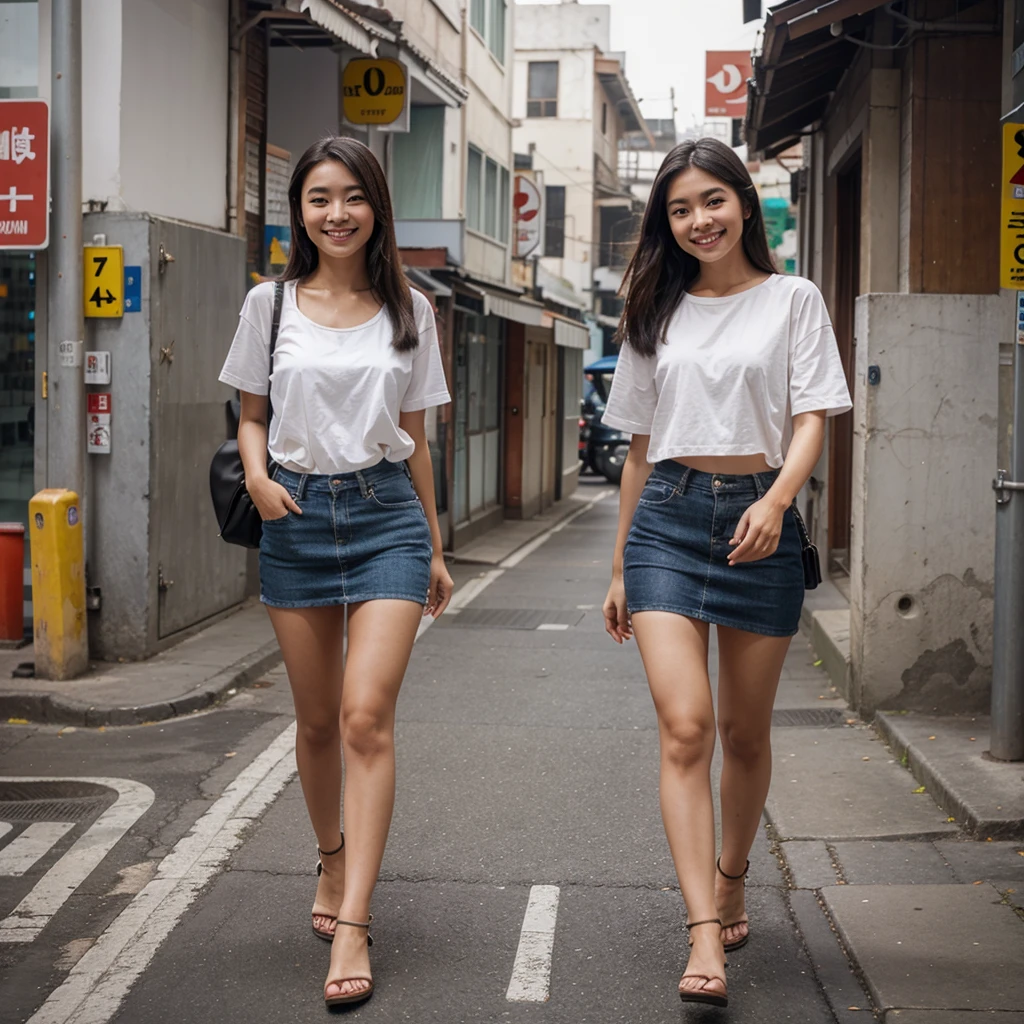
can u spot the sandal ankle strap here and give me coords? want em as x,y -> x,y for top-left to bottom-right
716,857 -> 749,881
318,833 -> 345,858
336,914 -> 374,946
684,917 -> 722,931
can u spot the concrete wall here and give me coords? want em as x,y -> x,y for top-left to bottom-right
81,212 -> 247,660
268,47 -> 340,173
849,292 -> 1007,714
514,3 -> 609,52
42,0 -> 230,226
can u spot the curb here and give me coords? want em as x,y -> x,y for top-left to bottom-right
874,712 -> 1024,840
0,638 -> 282,728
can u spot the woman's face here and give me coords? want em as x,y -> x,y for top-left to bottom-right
665,166 -> 749,266
299,159 -> 376,261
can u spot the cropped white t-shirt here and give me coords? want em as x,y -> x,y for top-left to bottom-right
218,281 -> 450,475
601,274 -> 852,468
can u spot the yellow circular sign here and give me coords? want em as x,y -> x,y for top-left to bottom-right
342,59 -> 406,125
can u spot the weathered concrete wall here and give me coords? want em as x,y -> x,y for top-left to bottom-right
81,212 -> 247,661
850,292 -> 1008,714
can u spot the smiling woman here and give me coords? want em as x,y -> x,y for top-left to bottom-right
217,136 -> 453,1010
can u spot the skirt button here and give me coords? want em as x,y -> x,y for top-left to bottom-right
713,477 -> 722,488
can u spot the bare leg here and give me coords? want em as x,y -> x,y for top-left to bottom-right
715,625 -> 792,948
266,605 -> 347,938
631,611 -> 726,1000
325,598 -> 423,1001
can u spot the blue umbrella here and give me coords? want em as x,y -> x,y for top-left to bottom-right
584,355 -> 618,374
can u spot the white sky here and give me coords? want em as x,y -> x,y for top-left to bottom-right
515,0 -> 765,129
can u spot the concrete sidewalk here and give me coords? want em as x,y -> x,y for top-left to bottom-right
0,601 -> 281,726
769,657 -> 1024,1022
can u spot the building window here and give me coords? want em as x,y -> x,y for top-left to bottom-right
602,102 -> 608,135
470,0 -> 506,62
527,62 -> 558,118
545,185 -> 565,258
392,106 -> 444,219
467,144 -> 510,243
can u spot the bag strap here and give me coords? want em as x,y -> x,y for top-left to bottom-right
790,499 -> 813,551
266,280 -> 284,426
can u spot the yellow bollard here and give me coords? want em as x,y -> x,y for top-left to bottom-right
29,489 -> 88,680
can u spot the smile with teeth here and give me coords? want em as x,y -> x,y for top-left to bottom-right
324,227 -> 357,241
692,230 -> 724,246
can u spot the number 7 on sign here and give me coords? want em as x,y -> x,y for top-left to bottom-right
82,244 -> 124,319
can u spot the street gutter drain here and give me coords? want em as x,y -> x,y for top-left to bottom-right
438,608 -> 586,630
770,708 -> 847,728
0,780 -> 116,822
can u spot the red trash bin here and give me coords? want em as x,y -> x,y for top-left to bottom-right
0,523 -> 26,642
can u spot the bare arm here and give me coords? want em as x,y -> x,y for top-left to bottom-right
728,410 -> 826,564
399,409 -> 454,618
603,434 -> 653,643
238,391 -> 300,521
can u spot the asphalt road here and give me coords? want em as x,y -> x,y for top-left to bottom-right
0,476 -> 859,1023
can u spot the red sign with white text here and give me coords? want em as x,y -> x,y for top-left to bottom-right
0,99 -> 49,250
87,393 -> 112,415
705,51 -> 752,118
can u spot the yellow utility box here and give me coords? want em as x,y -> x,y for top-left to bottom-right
29,489 -> 88,680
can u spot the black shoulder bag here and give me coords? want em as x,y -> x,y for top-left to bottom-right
790,501 -> 822,590
209,281 -> 283,548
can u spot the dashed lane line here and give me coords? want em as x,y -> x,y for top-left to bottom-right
0,778 -> 154,944
0,822 -> 75,877
506,884 -> 561,1003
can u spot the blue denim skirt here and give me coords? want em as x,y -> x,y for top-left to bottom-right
258,461 -> 432,609
623,461 -> 804,637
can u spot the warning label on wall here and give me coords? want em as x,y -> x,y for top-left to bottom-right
1000,123 -> 1024,289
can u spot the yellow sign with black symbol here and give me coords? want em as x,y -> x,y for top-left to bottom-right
83,245 -> 124,318
1000,123 -> 1024,289
342,58 -> 406,125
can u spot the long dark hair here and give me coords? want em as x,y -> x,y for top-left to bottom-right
616,137 -> 776,358
281,136 -> 417,352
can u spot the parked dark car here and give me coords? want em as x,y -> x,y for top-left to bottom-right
580,355 -> 630,485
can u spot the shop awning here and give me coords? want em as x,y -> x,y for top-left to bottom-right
546,314 -> 590,350
405,267 -> 452,299
298,0 -> 378,53
745,0 -> 891,157
596,57 -> 654,147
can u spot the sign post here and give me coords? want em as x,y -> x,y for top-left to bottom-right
992,122 -> 1024,761
0,99 -> 50,250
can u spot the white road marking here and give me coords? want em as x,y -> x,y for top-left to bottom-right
25,724 -> 297,1024
0,821 -> 12,841
0,778 -> 154,944
500,490 -> 611,569
0,822 -> 75,876
536,624 -> 570,631
506,884 -> 560,1003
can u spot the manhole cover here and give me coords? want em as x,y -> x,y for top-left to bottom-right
0,780 -> 115,822
771,707 -> 847,728
438,608 -> 585,630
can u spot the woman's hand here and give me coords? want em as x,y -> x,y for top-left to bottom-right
425,553 -> 454,619
247,476 -> 302,522
603,574 -> 633,644
729,497 -> 786,565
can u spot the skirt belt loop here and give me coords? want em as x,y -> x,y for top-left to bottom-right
355,470 -> 369,498
678,466 -> 693,496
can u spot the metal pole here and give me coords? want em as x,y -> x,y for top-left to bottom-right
48,0 -> 85,499
991,291 -> 1024,761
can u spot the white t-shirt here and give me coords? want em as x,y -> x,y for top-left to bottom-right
218,280 -> 450,475
601,274 -> 852,468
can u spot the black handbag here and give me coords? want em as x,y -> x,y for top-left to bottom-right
210,281 -> 283,548
790,500 -> 822,590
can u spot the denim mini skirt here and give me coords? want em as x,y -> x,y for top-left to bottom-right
258,460 -> 432,609
623,461 -> 804,637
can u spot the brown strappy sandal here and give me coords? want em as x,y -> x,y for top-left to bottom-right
311,834 -> 344,941
717,856 -> 750,952
680,918 -> 728,1007
324,916 -> 374,1007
